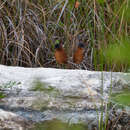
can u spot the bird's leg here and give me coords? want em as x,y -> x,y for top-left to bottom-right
61,64 -> 65,69
56,63 -> 60,68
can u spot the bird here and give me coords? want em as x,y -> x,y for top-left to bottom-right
54,43 -> 67,64
73,43 -> 85,64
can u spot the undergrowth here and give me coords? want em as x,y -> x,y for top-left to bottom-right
0,0 -> 129,71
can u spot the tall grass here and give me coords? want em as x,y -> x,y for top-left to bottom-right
0,0 -> 129,71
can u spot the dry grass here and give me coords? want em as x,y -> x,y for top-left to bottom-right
0,0 -> 129,71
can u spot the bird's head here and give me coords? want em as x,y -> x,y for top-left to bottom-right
55,43 -> 62,49
78,43 -> 84,48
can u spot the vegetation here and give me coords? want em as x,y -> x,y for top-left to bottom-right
0,81 -> 21,89
30,119 -> 87,130
31,79 -> 56,93
0,92 -> 6,99
111,89 -> 130,106
0,0 -> 129,71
